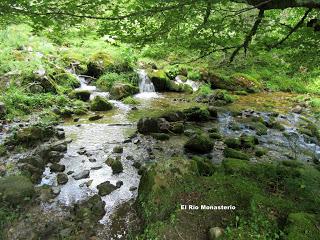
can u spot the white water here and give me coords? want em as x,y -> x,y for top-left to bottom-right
137,69 -> 156,93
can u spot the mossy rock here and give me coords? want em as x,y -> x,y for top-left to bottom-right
240,135 -> 259,149
90,96 -> 113,111
223,158 -> 251,174
285,212 -> 320,240
224,137 -> 241,149
255,147 -> 268,157
184,134 -> 213,153
170,123 -> 185,134
248,122 -> 268,135
183,107 -> 210,122
151,133 -> 170,141
148,69 -> 170,91
69,90 -> 91,101
209,133 -> 222,140
0,175 -> 34,206
8,124 -> 56,147
110,82 -> 139,100
270,121 -> 285,131
224,148 -> 250,160
106,158 -> 123,174
86,52 -> 113,78
97,181 -> 117,196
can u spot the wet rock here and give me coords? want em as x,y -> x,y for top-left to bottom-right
208,227 -> 224,240
106,157 -> 123,174
110,83 -> 139,100
77,149 -> 87,155
67,171 -> 74,175
116,181 -> 123,188
57,173 -> 68,185
184,134 -> 213,153
73,170 -> 90,180
70,89 -> 91,101
292,105 -> 303,114
86,180 -> 93,187
126,155 -> 134,160
89,115 -> 103,121
132,161 -> 141,169
48,151 -> 64,162
91,166 -> 102,170
20,164 -> 43,183
90,96 -> 113,111
89,158 -> 96,162
50,163 -> 66,172
52,186 -> 61,195
0,175 -> 34,206
113,146 -> 123,153
97,181 -> 117,196
129,186 -> 137,191
133,139 -> 140,144
148,70 -> 170,91
56,130 -> 65,140
0,102 -> 6,119
73,117 -> 80,122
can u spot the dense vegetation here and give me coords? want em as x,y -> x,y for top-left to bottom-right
0,0 -> 319,239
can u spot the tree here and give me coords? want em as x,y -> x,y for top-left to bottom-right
1,0 -> 319,61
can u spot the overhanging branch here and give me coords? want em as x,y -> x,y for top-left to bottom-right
229,9 -> 265,63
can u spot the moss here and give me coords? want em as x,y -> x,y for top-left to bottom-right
110,82 -> 139,100
106,157 -> 123,174
249,122 -> 268,135
224,137 -> 241,149
191,156 -> 215,176
281,160 -> 303,168
209,133 -> 222,140
240,135 -> 259,149
286,213 -> 319,240
0,144 -> 7,157
0,175 -> 34,206
224,148 -> 250,160
271,121 -> 286,131
184,134 -> 213,153
170,123 -> 184,134
151,133 -> 170,141
90,96 -> 113,111
255,147 -> 268,157
69,89 -> 91,102
122,96 -> 140,105
183,107 -> 210,122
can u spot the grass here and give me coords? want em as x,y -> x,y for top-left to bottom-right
134,157 -> 320,239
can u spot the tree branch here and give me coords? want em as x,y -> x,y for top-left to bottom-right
230,9 -> 265,63
270,8 -> 312,49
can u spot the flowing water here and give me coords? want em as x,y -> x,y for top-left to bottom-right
40,70 -> 159,227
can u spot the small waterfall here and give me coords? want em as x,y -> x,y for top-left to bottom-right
138,69 -> 155,93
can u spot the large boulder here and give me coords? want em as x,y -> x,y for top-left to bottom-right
110,83 -> 139,100
0,175 -> 34,206
137,117 -> 170,134
90,96 -> 113,111
86,52 -> 113,78
148,70 -> 170,91
184,134 -> 213,153
207,72 -> 262,93
70,90 -> 91,101
8,124 -> 56,147
183,107 -> 210,122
